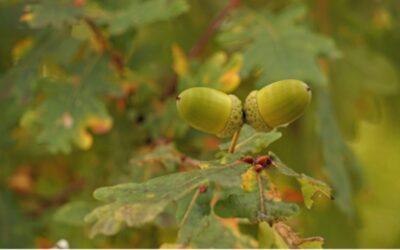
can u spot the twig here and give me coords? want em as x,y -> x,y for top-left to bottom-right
179,187 -> 201,227
83,17 -> 125,76
188,0 -> 241,58
228,126 -> 242,154
180,155 -> 201,168
163,0 -> 241,98
273,221 -> 324,248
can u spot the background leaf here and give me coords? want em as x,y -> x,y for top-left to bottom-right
219,5 -> 340,87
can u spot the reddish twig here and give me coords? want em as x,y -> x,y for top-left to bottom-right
163,0 -> 241,98
188,0 -> 241,58
84,17 -> 125,76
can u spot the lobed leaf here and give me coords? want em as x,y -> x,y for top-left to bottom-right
97,0 -> 189,35
332,47 -> 399,95
86,163 -> 248,237
19,58 -> 121,153
219,4 -> 340,87
316,88 -> 357,215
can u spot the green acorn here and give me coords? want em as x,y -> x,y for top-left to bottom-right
176,87 -> 243,138
244,79 -> 311,131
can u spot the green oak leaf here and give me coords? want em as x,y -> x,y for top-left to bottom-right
85,163 -> 248,237
27,0 -> 83,29
316,88 -> 358,215
218,4 -> 340,87
214,187 -> 299,222
97,0 -> 189,35
176,187 -> 212,245
218,125 -> 281,162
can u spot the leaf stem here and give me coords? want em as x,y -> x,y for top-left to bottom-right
179,187 -> 201,227
257,173 -> 266,216
228,126 -> 242,154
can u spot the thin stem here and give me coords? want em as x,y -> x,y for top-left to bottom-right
188,0 -> 241,58
84,17 -> 125,76
228,126 -> 242,154
257,174 -> 266,215
163,0 -> 241,98
179,188 -> 201,227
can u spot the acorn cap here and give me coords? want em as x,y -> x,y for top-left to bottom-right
244,90 -> 272,132
217,94 -> 243,138
177,87 -> 243,138
244,79 -> 311,131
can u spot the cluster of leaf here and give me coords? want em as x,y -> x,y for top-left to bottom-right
216,3 -> 365,216
84,125 -> 331,248
1,0 -> 190,153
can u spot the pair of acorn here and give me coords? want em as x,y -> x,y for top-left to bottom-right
176,79 -> 311,138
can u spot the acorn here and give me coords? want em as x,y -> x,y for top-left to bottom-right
244,79 -> 311,131
176,87 -> 243,138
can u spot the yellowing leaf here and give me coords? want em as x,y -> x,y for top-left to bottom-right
218,70 -> 240,93
172,44 -> 188,76
210,52 -> 228,65
12,38 -> 33,63
270,151 -> 333,210
19,12 -> 34,23
87,116 -> 113,134
41,61 -> 67,80
372,8 -> 392,30
298,174 -> 332,209
241,168 -> 257,192
75,129 -> 93,150
20,110 -> 39,128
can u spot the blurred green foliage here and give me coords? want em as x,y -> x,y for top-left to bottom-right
0,0 -> 399,248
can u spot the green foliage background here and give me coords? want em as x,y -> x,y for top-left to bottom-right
0,0 -> 399,248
